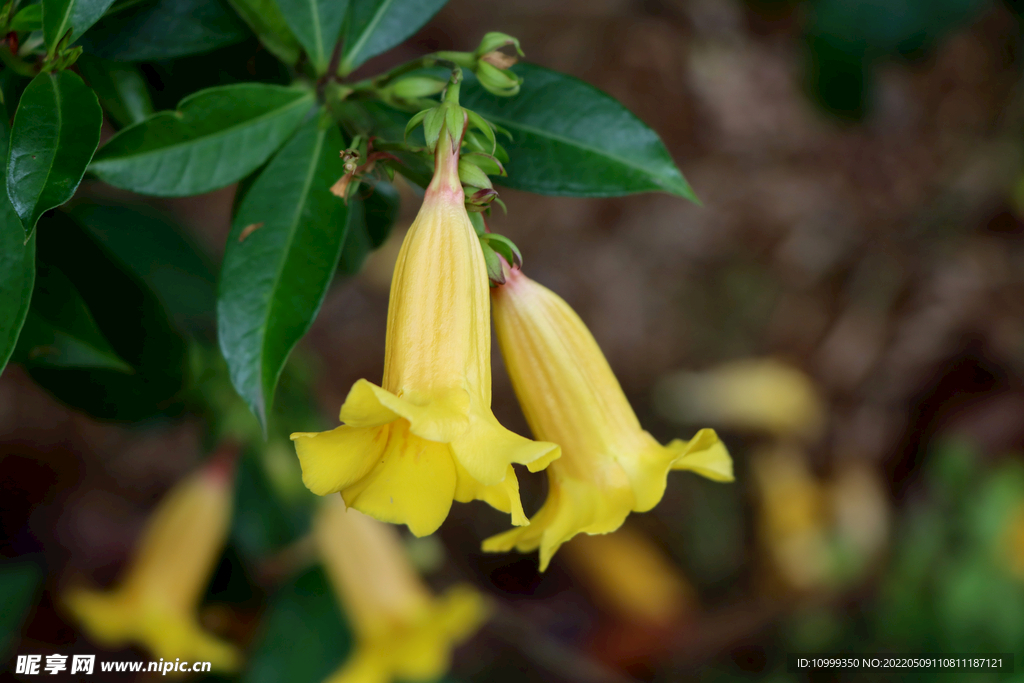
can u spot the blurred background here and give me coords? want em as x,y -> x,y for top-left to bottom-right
4,0 -> 1024,680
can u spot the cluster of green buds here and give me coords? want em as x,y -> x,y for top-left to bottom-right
449,32 -> 525,97
405,65 -> 523,284
404,67 -> 507,212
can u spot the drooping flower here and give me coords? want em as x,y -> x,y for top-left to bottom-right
315,499 -> 486,683
654,358 -> 825,442
483,267 -> 733,570
292,133 -> 558,537
562,526 -> 694,626
65,452 -> 240,671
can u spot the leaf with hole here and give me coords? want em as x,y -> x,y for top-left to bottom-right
339,0 -> 447,75
218,115 -> 351,430
89,83 -> 315,197
460,63 -> 697,200
6,71 -> 102,236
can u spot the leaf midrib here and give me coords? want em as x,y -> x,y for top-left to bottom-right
27,75 -> 63,221
256,126 -> 326,417
480,110 -> 683,193
92,92 -> 313,166
47,0 -> 75,50
341,0 -> 394,72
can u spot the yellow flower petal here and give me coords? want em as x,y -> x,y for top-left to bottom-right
315,504 -> 487,683
669,428 -> 734,482
450,407 -> 560,485
453,462 -> 528,527
64,456 -> 240,671
486,269 -> 733,569
341,424 -> 457,538
292,425 -> 386,496
293,133 -> 556,533
339,379 -> 470,443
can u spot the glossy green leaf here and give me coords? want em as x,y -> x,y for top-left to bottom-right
0,107 -> 33,378
6,71 -> 102,235
42,0 -> 116,53
339,0 -> 447,75
89,83 -> 315,197
9,4 -> 43,32
0,561 -> 42,658
25,211 -> 187,421
277,0 -> 348,74
460,63 -> 697,200
69,202 -> 216,337
78,0 -> 250,61
76,54 -> 153,128
218,116 -> 350,429
17,263 -> 132,372
225,0 -> 302,65
246,566 -> 350,683
338,177 -> 399,276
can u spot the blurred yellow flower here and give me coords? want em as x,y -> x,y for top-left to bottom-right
65,454 -> 240,671
315,500 -> 486,683
562,526 -> 694,626
483,268 -> 732,570
655,358 -> 825,441
292,138 -> 558,537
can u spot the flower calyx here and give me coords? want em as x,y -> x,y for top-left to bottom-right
469,214 -> 522,285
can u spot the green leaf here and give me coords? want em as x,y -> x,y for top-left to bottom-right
225,0 -> 302,65
339,0 -> 447,75
78,0 -> 250,61
0,561 -> 42,658
9,4 -> 43,32
68,202 -> 216,337
460,63 -> 697,200
76,54 -> 153,128
277,0 -> 348,74
0,108 -> 34,378
42,0 -> 116,54
6,71 -> 102,235
245,566 -> 350,683
218,115 -> 350,430
17,263 -> 132,372
89,83 -> 315,197
25,211 -> 187,420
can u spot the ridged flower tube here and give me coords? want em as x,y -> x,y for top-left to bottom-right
65,454 -> 240,671
316,499 -> 486,683
292,133 -> 559,537
484,268 -> 734,570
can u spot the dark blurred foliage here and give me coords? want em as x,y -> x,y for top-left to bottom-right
4,0 -> 1024,682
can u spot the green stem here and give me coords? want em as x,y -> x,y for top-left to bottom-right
0,45 -> 36,77
346,51 -> 473,92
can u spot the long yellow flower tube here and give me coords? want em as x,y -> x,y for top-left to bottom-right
315,499 -> 486,683
65,454 -> 240,671
484,267 -> 734,570
292,133 -> 559,537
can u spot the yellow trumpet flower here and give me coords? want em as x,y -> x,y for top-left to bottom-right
562,526 -> 695,626
315,499 -> 486,683
484,268 -> 733,570
65,454 -> 241,671
292,134 -> 558,537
